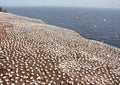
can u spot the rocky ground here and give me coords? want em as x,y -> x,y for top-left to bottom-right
0,12 -> 120,85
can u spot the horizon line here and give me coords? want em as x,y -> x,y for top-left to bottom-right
3,6 -> 120,10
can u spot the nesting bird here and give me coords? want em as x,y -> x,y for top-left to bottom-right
0,12 -> 120,85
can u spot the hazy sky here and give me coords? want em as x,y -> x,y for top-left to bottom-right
0,0 -> 120,9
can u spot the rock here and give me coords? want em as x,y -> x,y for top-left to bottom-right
0,12 -> 120,85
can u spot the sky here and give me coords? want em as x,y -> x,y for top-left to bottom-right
0,0 -> 120,9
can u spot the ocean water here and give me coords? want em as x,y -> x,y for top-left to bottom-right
6,7 -> 120,48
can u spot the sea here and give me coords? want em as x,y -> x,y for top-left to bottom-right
5,7 -> 120,48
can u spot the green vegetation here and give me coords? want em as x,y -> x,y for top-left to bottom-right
0,7 -> 7,12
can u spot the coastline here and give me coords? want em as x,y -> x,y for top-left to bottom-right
0,12 -> 120,84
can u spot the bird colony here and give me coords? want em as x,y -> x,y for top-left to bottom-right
0,12 -> 120,85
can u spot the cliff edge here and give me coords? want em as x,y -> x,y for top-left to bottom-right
0,12 -> 120,85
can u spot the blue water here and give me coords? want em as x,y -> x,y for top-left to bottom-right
6,7 -> 120,48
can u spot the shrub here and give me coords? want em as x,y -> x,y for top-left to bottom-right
0,7 -> 7,12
